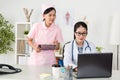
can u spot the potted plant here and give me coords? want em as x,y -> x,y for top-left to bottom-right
0,13 -> 15,54
24,30 -> 29,39
96,46 -> 103,53
24,30 -> 29,35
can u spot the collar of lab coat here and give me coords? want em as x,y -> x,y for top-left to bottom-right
73,40 -> 88,53
73,40 -> 79,54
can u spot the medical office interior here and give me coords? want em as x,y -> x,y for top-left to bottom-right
0,0 -> 120,71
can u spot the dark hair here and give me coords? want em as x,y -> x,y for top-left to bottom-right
74,21 -> 88,39
43,7 -> 56,21
43,7 -> 56,14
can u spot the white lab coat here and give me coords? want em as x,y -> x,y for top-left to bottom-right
63,40 -> 96,68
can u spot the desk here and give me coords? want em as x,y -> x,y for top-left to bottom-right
0,65 -> 120,80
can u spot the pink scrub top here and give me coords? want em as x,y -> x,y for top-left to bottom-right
27,22 -> 63,66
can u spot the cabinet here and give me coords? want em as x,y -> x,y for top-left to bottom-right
15,22 -> 32,64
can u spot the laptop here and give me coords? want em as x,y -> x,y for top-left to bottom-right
73,52 -> 113,79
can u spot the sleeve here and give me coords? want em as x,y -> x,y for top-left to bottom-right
27,23 -> 37,39
56,27 -> 63,42
63,43 -> 77,68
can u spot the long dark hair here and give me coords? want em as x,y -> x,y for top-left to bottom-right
43,7 -> 56,21
74,21 -> 88,39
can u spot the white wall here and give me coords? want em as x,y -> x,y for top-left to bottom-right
0,0 -> 120,69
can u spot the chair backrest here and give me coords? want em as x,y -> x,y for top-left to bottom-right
58,41 -> 71,67
62,41 -> 71,58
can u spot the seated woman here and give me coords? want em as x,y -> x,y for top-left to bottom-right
63,21 -> 96,71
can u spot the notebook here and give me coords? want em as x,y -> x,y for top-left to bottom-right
73,52 -> 113,79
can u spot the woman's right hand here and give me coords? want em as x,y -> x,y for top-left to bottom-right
28,38 -> 41,53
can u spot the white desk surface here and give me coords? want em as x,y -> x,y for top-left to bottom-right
0,65 -> 120,80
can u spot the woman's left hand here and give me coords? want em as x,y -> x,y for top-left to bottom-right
73,67 -> 78,72
53,40 -> 60,50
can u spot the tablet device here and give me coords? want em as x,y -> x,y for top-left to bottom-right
39,44 -> 56,50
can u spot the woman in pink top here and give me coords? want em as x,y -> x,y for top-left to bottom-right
27,4 -> 63,66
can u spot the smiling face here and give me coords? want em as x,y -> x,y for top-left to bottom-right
43,10 -> 56,26
74,26 -> 87,43
74,22 -> 88,45
43,7 -> 56,27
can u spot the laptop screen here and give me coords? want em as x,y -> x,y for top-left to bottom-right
76,52 -> 113,78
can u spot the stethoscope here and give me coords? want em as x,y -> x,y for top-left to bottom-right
71,40 -> 91,61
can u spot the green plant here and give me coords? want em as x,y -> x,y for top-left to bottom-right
24,30 -> 29,35
0,13 -> 15,54
96,46 -> 103,52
